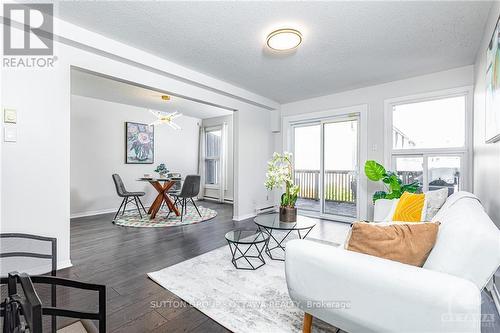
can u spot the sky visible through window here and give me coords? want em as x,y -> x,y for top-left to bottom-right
294,121 -> 357,171
392,96 -> 465,149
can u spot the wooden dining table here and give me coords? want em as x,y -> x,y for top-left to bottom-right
137,178 -> 180,220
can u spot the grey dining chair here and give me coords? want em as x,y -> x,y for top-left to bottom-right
169,175 -> 201,221
112,174 -> 147,221
167,172 -> 182,193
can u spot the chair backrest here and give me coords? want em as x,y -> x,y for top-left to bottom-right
112,174 -> 127,197
179,175 -> 201,198
4,273 -> 43,333
0,234 -> 58,332
3,272 -> 106,333
167,172 -> 182,191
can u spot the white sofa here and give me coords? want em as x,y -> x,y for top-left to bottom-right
285,191 -> 500,333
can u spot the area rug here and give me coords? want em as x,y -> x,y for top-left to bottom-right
148,239 -> 343,333
113,206 -> 217,228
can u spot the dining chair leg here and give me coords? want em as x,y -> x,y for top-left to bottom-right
134,196 -> 143,219
181,198 -> 185,222
191,198 -> 202,217
113,197 -> 126,222
167,197 -> 176,219
122,197 -> 129,215
137,197 -> 147,214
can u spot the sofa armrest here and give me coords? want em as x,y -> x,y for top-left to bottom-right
285,240 -> 481,333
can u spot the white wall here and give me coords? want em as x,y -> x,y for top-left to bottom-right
1,18 -> 275,268
70,95 -> 200,217
279,65 -> 474,218
201,114 -> 234,202
473,2 -> 500,228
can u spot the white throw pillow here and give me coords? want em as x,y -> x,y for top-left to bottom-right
383,199 -> 399,221
424,188 -> 448,221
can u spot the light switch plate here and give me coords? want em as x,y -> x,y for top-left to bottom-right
4,125 -> 17,142
4,108 -> 17,123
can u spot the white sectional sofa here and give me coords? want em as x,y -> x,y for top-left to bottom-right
285,191 -> 500,333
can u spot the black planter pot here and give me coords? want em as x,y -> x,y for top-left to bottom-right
279,207 -> 297,222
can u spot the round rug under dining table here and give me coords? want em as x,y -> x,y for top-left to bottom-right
113,206 -> 217,228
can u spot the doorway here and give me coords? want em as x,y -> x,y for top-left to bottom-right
285,105 -> 367,222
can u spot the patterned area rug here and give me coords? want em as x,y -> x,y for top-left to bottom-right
113,206 -> 217,228
148,238 -> 343,333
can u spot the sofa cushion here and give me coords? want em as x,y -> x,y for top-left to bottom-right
346,221 -> 439,267
424,191 -> 500,290
425,188 -> 448,220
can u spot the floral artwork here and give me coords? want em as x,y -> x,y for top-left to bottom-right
126,122 -> 154,164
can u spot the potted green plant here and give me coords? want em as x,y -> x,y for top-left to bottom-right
154,163 -> 169,178
364,160 -> 421,202
265,152 -> 300,222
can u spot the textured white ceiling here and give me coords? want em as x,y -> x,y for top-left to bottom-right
71,69 -> 233,119
58,1 -> 492,103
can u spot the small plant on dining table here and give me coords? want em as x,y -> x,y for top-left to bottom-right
265,152 -> 300,222
154,163 -> 169,178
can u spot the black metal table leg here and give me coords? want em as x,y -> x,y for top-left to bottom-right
227,239 -> 268,270
262,225 -> 315,261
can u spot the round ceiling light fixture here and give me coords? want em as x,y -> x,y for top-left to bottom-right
266,28 -> 302,51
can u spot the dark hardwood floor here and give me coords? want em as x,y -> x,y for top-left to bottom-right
42,201 -> 499,332
64,201 -> 239,332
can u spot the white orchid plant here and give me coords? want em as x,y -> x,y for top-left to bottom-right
265,152 -> 300,208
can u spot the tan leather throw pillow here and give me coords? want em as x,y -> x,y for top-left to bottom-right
346,222 -> 440,267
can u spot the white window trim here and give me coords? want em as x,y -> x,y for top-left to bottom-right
204,125 -> 223,188
383,86 -> 474,192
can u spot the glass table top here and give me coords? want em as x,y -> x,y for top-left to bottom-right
253,213 -> 317,230
137,177 -> 174,182
225,230 -> 269,244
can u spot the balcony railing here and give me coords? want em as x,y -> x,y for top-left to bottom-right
294,169 -> 356,203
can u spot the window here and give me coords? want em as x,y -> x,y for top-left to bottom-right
205,128 -> 222,186
387,91 -> 470,195
392,96 -> 466,149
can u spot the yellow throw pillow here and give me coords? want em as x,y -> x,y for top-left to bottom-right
392,192 -> 425,222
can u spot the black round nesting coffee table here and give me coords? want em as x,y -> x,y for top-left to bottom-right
225,230 -> 270,270
254,213 -> 316,261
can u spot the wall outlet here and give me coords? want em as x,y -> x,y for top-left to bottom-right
4,125 -> 17,142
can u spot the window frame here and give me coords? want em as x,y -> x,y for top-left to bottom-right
384,86 -> 473,192
204,126 -> 222,188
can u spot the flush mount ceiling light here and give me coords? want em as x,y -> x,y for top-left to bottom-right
266,28 -> 302,51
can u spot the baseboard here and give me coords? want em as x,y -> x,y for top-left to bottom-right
202,196 -> 234,204
58,260 -> 73,270
71,206 -> 151,219
71,208 -> 117,218
232,213 -> 256,221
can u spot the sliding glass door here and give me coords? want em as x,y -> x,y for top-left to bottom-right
323,118 -> 358,219
292,115 -> 359,221
293,124 -> 321,214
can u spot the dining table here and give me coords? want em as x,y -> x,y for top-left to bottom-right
137,178 -> 180,220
